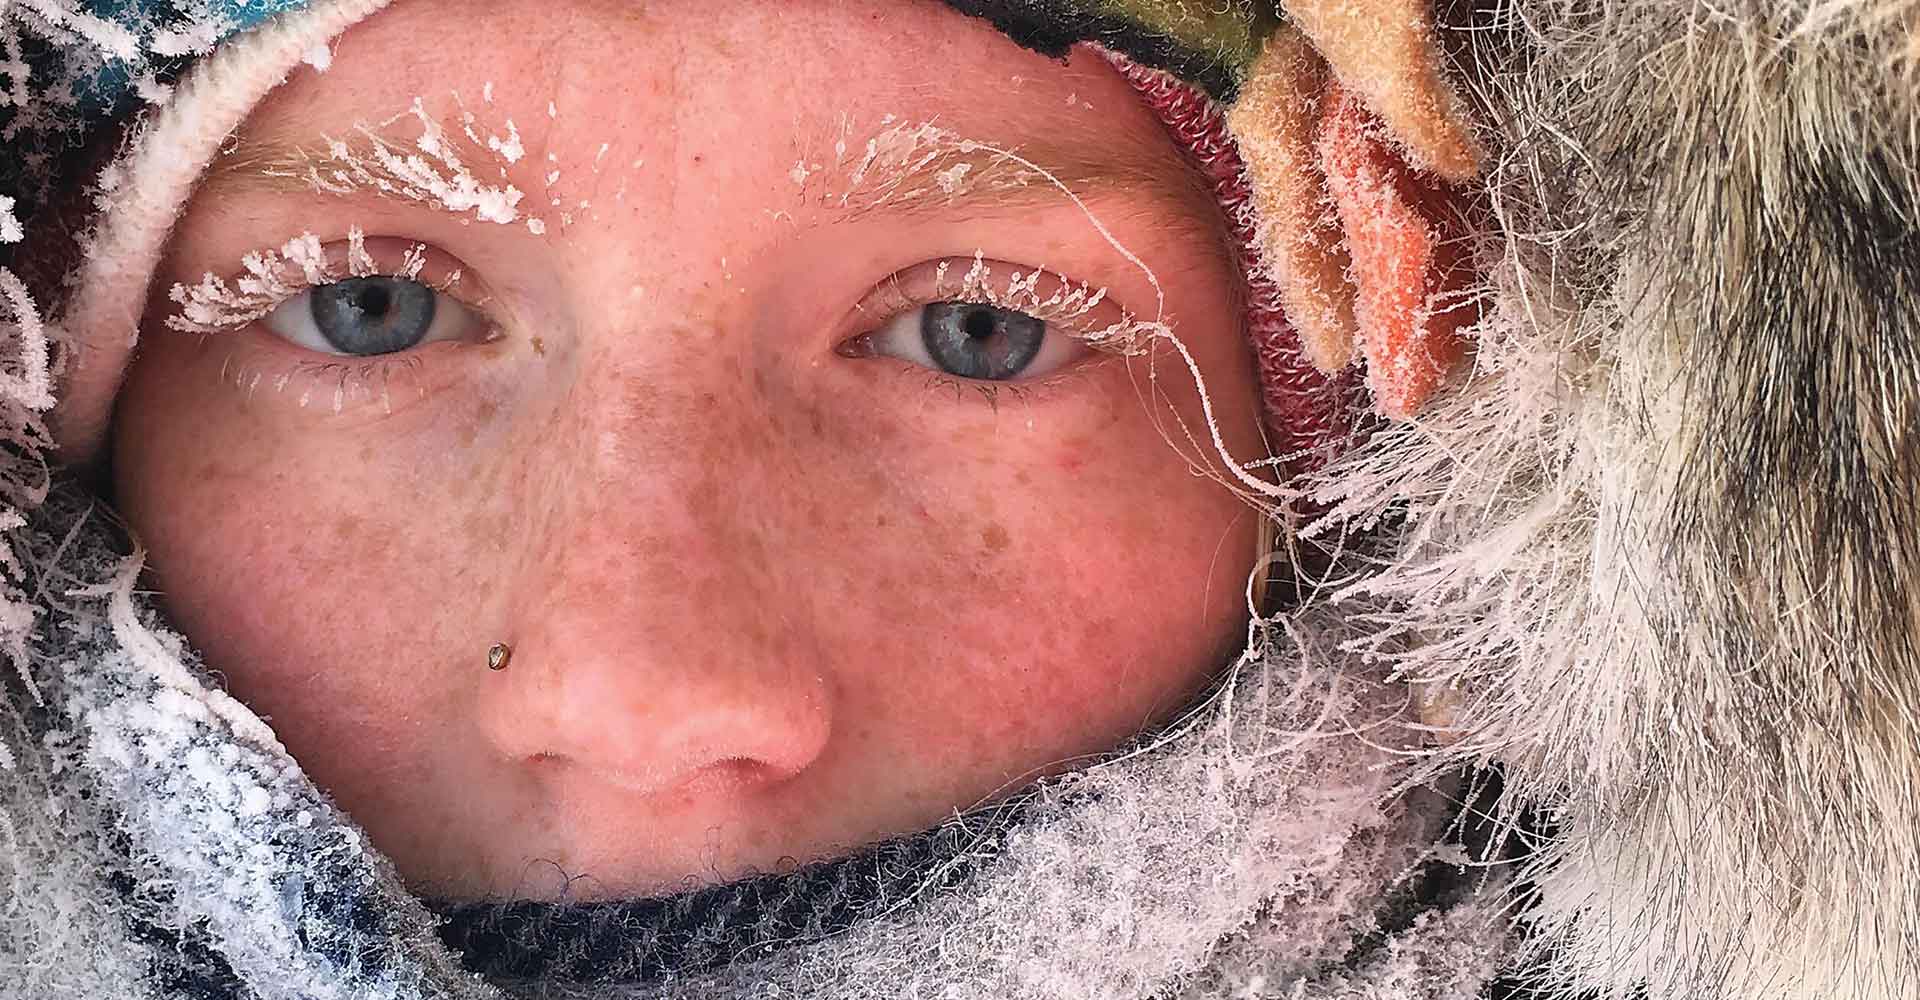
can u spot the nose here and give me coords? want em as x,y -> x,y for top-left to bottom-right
473,364 -> 834,799
479,611 -> 834,797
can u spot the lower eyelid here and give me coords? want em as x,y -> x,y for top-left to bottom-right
880,345 -> 1118,401
209,331 -> 494,422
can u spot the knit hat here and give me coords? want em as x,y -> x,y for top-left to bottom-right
20,0 -> 1486,474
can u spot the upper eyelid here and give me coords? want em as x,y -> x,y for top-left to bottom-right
852,256 -> 1152,353
858,257 -> 1119,327
164,234 -> 489,335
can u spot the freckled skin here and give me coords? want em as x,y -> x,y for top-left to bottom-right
111,0 -> 1269,901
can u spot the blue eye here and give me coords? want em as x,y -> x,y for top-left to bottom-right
312,278 -> 435,355
920,303 -> 1045,380
864,301 -> 1088,381
262,277 -> 481,357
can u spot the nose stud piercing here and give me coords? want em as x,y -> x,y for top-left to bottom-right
487,642 -> 513,671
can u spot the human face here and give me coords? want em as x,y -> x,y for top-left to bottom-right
111,0 -> 1268,900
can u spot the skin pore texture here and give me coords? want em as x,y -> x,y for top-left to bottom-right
110,0 -> 1269,902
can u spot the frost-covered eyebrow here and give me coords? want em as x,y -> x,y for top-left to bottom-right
200,122 -> 529,226
810,119 -> 1219,227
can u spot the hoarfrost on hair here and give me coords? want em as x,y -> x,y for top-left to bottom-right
149,16 -> 232,58
0,269 -> 59,716
131,71 -> 172,104
13,1 -> 140,61
285,96 -> 529,226
487,118 -> 524,164
165,229 -> 465,336
1286,3 -> 1920,992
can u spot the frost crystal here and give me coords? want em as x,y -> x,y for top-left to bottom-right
934,162 -> 971,194
487,119 -> 524,164
132,73 -> 172,105
291,98 -> 528,226
167,231 -> 456,335
344,227 -> 376,277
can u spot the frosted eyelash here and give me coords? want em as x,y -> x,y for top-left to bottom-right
218,352 -> 424,417
165,229 -> 458,335
930,252 -> 1158,354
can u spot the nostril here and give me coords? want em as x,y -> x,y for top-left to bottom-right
677,757 -> 794,797
522,752 -> 799,800
479,607 -> 833,803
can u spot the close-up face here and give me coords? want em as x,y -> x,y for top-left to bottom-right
23,0 -> 1920,996
110,0 -> 1269,901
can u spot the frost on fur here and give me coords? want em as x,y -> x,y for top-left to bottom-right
1293,2 -> 1920,997
0,270 -> 54,698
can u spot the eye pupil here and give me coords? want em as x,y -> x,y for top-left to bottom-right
354,284 -> 391,317
962,307 -> 998,340
921,302 -> 1045,380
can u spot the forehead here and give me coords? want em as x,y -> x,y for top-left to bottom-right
184,0 -> 1229,328
230,0 -> 1187,191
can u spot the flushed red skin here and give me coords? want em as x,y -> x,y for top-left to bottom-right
112,0 -> 1269,901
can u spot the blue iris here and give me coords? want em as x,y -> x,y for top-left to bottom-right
310,278 -> 438,356
921,303 -> 1045,380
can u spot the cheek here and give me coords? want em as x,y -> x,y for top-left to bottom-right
808,375 -> 1257,801
110,345 -> 499,776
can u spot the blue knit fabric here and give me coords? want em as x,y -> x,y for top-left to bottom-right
0,0 -> 312,257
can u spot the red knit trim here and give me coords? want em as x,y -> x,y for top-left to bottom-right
1104,51 -> 1359,478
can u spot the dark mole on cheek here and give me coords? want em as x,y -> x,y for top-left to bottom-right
530,336 -> 547,356
981,521 -> 1010,555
